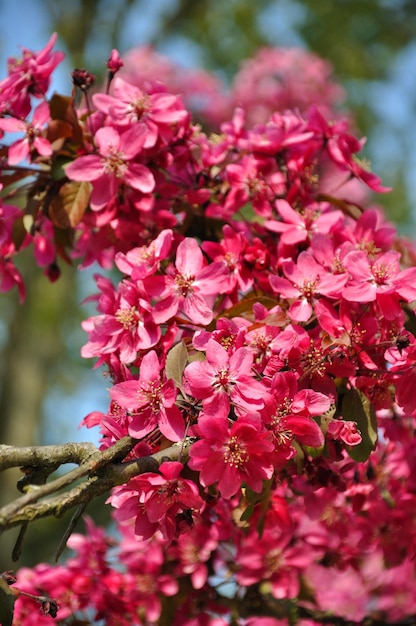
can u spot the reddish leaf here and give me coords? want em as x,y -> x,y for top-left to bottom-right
49,180 -> 91,228
49,93 -> 84,145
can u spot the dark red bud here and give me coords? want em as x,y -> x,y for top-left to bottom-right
71,68 -> 96,91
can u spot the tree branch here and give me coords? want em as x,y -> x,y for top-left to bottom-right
0,441 -> 98,471
0,437 -> 192,533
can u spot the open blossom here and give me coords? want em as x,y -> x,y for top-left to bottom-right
185,339 -> 267,419
201,224 -> 253,296
109,350 -> 185,441
223,154 -> 283,217
270,250 -> 348,322
144,238 -> 229,325
109,461 -> 203,541
93,76 -> 188,147
236,526 -> 316,600
189,413 -> 275,498
65,124 -> 155,211
173,522 -> 219,589
265,199 -> 343,245
0,101 -> 52,164
81,275 -> 160,365
0,33 -> 65,117
343,249 -> 416,319
261,371 -> 328,451
115,228 -> 173,279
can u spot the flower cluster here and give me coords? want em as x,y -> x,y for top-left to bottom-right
3,35 -> 416,625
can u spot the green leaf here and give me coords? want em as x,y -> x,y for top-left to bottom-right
302,443 -> 325,459
342,388 -> 378,462
0,578 -> 16,626
165,341 -> 188,390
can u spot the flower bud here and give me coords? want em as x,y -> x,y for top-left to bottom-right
71,68 -> 95,91
107,49 -> 123,75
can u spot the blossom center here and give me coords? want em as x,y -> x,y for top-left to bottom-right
223,436 -> 249,468
332,254 -> 345,274
302,340 -> 327,376
136,574 -> 156,594
103,149 -> 128,178
271,416 -> 293,445
139,379 -> 163,412
224,251 -> 237,271
115,305 -> 138,329
359,239 -> 380,257
273,396 -> 293,418
215,367 -> 230,389
245,173 -> 264,196
299,276 -> 320,299
265,549 -> 282,574
372,262 -> 393,285
174,272 -> 195,297
129,94 -> 151,120
26,123 -> 39,141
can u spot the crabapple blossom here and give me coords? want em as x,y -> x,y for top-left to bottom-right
65,125 -> 155,211
0,32 -> 64,117
144,237 -> 229,325
0,101 -> 52,164
269,250 -> 348,322
109,461 -> 203,541
109,349 -> 185,441
185,340 -> 267,419
4,33 -> 416,626
81,274 -> 160,365
189,414 -> 275,498
93,77 -> 189,147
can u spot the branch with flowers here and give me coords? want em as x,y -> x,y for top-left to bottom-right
2,33 -> 416,626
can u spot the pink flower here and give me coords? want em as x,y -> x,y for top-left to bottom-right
201,224 -> 253,295
109,461 -> 203,541
107,49 -> 124,75
223,155 -> 281,217
65,125 -> 155,211
230,47 -> 345,126
144,238 -> 229,325
93,77 -> 188,147
31,217 -> 56,267
236,526 -> 315,599
309,107 -> 391,193
0,101 -> 52,164
115,228 -> 173,279
343,249 -> 416,320
327,419 -> 362,446
174,523 -> 219,589
109,350 -> 184,441
81,275 -> 160,365
261,372 -> 328,450
0,256 -> 25,302
185,339 -> 267,419
265,199 -> 343,245
270,250 -> 347,322
189,413 -> 275,498
0,33 -> 65,117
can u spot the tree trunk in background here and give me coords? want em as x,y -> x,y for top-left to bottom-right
0,251 -> 78,570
